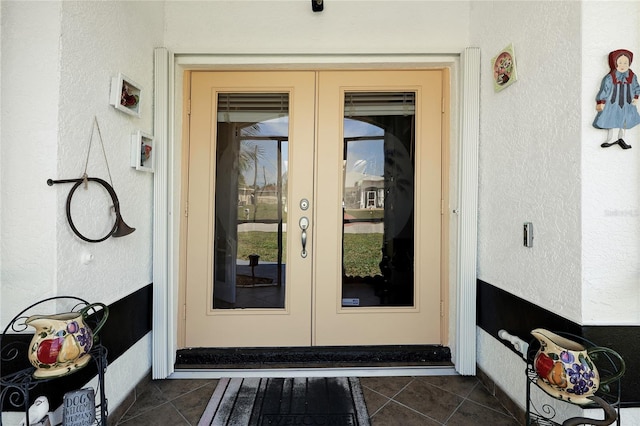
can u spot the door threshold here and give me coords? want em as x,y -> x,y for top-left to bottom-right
176,344 -> 450,366
169,365 -> 457,379
174,345 -> 453,378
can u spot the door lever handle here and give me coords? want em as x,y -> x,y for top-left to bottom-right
299,217 -> 309,258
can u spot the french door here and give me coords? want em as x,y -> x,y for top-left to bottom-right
183,70 -> 445,348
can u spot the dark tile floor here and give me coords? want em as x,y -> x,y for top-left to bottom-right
114,375 -> 520,425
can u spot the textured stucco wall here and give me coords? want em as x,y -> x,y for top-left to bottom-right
1,0 -> 163,316
54,1 -> 163,410
1,1 -> 61,327
1,1 -> 164,421
473,0 -> 640,418
473,0 -> 583,323
472,0 -> 583,412
163,0 -> 471,54
54,1 -> 162,304
581,1 -> 640,325
57,0 -> 163,412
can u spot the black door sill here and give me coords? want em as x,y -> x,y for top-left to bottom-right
175,345 -> 451,369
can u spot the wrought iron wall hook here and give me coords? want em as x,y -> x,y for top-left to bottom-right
47,177 -> 135,243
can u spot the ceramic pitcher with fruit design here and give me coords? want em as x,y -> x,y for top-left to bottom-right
25,303 -> 108,379
531,328 -> 625,405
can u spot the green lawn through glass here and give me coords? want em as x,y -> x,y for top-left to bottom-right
237,231 -> 383,277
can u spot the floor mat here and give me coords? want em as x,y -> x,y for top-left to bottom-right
198,377 -> 370,426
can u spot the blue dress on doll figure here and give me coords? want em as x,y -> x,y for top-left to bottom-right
593,49 -> 640,149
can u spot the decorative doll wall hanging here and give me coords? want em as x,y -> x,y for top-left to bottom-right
593,49 -> 640,149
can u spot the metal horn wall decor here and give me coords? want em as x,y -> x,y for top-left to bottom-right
47,176 -> 135,243
48,117 -> 135,243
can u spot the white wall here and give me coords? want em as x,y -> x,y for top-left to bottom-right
54,1 -> 162,304
472,0 -> 640,417
55,0 -> 164,410
164,0 -> 470,54
472,0 -> 583,323
1,0 -> 61,327
581,1 -> 640,325
1,0 -> 164,318
472,2 -> 584,407
0,0 -> 164,420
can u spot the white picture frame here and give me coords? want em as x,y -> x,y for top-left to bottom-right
131,130 -> 154,172
110,73 -> 142,117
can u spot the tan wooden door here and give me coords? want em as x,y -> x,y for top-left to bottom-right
313,71 -> 443,345
184,70 -> 445,348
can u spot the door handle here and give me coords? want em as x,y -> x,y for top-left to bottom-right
299,217 -> 309,258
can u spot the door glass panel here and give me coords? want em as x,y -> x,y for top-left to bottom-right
342,92 -> 415,307
213,93 -> 289,309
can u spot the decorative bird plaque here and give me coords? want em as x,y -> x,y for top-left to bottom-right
63,388 -> 96,426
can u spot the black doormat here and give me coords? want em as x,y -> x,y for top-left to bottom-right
177,345 -> 451,369
198,377 -> 370,426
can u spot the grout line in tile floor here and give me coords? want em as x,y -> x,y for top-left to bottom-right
361,378 -> 446,424
169,399 -> 192,426
446,381 -> 487,422
379,396 -> 442,424
442,394 -> 467,424
364,380 -> 412,417
440,380 -> 519,424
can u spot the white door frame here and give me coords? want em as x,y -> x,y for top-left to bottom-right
151,48 -> 480,379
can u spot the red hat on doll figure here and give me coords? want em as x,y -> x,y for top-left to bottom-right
609,49 -> 633,76
606,49 -> 635,88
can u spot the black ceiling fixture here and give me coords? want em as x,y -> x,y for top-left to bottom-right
312,0 -> 323,12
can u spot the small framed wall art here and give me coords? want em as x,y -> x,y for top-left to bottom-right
491,44 -> 518,92
110,73 -> 142,117
130,130 -> 154,172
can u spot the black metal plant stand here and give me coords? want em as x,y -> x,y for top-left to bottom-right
525,332 -> 623,426
0,297 -> 108,426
